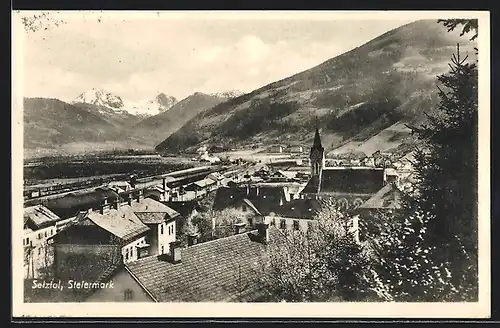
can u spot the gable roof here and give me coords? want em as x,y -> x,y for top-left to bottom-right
242,199 -> 262,216
359,184 -> 402,210
24,205 -> 62,230
132,197 -> 180,219
86,207 -> 150,242
125,227 -> 286,302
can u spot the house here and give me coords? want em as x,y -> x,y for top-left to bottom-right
86,223 -> 288,302
384,168 -> 400,187
107,181 -> 133,193
184,178 -> 218,194
213,185 -> 291,216
363,157 -> 375,167
356,183 -> 402,242
143,185 -> 171,202
265,198 -> 360,242
287,145 -> 304,153
23,205 -> 64,279
268,170 -> 298,182
51,196 -> 180,285
267,145 -> 285,153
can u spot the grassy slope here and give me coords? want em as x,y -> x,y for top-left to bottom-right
156,20 -> 476,155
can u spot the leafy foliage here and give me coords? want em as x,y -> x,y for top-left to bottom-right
365,43 -> 479,302
438,19 -> 478,41
259,201 -> 375,302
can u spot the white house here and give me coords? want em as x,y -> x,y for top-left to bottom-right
23,205 -> 64,279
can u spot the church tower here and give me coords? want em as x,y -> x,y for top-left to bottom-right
309,127 -> 325,177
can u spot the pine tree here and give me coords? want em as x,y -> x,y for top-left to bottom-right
404,43 -> 478,299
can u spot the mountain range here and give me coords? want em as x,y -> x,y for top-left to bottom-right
155,20 -> 477,156
23,20 -> 477,158
23,89 -> 241,157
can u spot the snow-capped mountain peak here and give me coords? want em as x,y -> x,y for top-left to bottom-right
72,89 -> 178,116
209,90 -> 245,98
128,93 -> 178,116
72,88 -> 125,110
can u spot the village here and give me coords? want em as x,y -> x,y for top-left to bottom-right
23,128 -> 417,302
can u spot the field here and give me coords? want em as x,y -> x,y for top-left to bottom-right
23,154 -> 198,186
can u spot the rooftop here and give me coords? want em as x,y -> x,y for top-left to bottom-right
86,207 -> 150,242
359,184 -> 402,210
45,188 -> 120,219
269,198 -> 322,220
125,227 -> 287,302
24,205 -> 62,230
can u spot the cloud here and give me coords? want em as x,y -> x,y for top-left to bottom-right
21,15 -> 414,102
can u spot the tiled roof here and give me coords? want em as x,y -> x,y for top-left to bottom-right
87,207 -> 150,242
132,198 -> 180,219
24,205 -> 62,229
125,227 -> 287,302
134,212 -> 168,224
359,184 -> 402,210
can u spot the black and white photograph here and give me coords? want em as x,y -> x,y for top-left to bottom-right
11,10 -> 490,318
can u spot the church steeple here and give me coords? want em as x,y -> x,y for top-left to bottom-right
312,127 -> 323,149
309,125 -> 325,177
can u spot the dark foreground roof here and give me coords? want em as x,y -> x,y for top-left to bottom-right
126,227 -> 287,302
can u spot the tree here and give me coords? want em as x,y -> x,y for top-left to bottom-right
368,42 -> 479,302
259,201 -> 375,302
189,207 -> 253,243
365,210 -> 462,302
438,19 -> 478,41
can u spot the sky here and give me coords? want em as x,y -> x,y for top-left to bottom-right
18,11 -> 416,103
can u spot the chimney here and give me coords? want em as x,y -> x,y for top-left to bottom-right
169,241 -> 182,263
100,199 -> 111,215
186,232 -> 199,246
136,189 -> 144,202
255,221 -> 269,244
112,198 -> 120,210
234,221 -> 246,235
126,193 -> 132,206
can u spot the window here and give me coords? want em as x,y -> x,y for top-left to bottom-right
280,219 -> 286,230
160,224 -> 164,235
124,289 -> 134,301
130,247 -> 134,259
293,220 -> 300,231
38,248 -> 41,255
44,231 -> 47,238
38,233 -> 42,239
242,205 -> 247,212
125,249 -> 129,260
270,219 -> 275,226
26,237 -> 30,245
161,245 -> 164,254
248,218 -> 253,226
